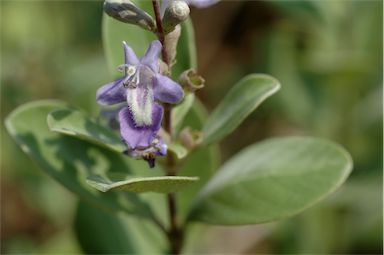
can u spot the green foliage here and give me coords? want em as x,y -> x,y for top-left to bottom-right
167,142 -> 188,159
189,137 -> 352,225
47,108 -> 125,153
176,101 -> 220,221
4,0 -> 374,253
202,74 -> 280,145
5,100 -> 153,219
87,174 -> 199,193
75,201 -> 166,254
171,92 -> 195,134
173,18 -> 197,77
267,0 -> 323,23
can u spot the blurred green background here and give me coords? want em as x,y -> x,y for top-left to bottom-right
1,0 -> 382,254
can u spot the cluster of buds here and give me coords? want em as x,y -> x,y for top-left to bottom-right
98,0 -> 217,167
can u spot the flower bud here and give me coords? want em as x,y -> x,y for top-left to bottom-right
103,0 -> 156,32
164,25 -> 181,65
162,0 -> 190,34
178,69 -> 205,92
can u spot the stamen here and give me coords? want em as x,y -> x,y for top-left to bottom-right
127,65 -> 136,76
122,66 -> 140,88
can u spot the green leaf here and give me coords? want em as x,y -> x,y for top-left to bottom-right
202,74 -> 280,145
47,108 -> 126,153
5,100 -> 153,218
168,142 -> 188,159
173,18 -> 197,77
171,92 -> 195,133
87,174 -> 199,193
177,99 -> 220,221
188,136 -> 352,225
47,107 -> 191,160
267,1 -> 324,23
75,201 -> 166,254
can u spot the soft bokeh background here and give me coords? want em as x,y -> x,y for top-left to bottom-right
1,0 -> 382,254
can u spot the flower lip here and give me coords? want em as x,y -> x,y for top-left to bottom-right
123,135 -> 167,168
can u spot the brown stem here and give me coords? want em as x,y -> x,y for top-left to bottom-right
152,0 -> 170,66
167,193 -> 184,254
152,1 -> 184,253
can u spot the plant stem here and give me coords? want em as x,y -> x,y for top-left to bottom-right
152,0 -> 170,66
152,1 -> 184,253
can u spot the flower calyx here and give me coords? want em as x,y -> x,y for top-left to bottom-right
179,127 -> 202,150
178,69 -> 205,92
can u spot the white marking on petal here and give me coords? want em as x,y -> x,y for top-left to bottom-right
142,88 -> 153,125
126,87 -> 153,126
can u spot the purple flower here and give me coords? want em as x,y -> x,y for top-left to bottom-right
96,40 -> 184,167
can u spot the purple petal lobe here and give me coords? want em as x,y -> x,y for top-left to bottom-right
118,104 -> 163,149
123,41 -> 140,65
154,138 -> 167,156
96,77 -> 126,105
186,0 -> 219,8
153,74 -> 184,104
160,0 -> 170,17
141,40 -> 162,72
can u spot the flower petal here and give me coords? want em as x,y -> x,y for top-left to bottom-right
141,40 -> 162,72
153,74 -> 184,104
186,0 -> 219,8
160,0 -> 170,17
96,77 -> 126,105
154,137 -> 167,156
123,41 -> 140,65
118,104 -> 163,149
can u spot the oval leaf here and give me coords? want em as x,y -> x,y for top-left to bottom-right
188,136 -> 352,225
5,100 -> 153,218
87,174 -> 199,193
47,108 -> 125,153
202,74 -> 280,145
